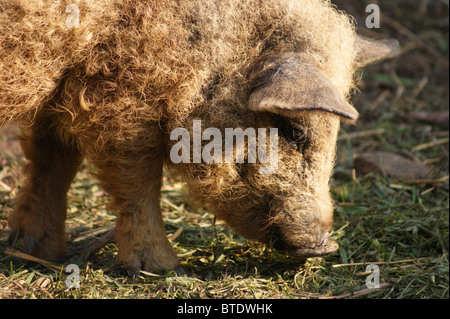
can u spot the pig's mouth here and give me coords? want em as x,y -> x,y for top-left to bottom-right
289,237 -> 339,259
270,228 -> 339,259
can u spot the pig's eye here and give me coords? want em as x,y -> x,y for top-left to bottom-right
279,118 -> 311,153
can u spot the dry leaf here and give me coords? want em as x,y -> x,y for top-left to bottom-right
354,151 -> 432,179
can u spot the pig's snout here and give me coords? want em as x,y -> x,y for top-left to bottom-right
290,234 -> 339,259
271,229 -> 339,259
269,199 -> 339,259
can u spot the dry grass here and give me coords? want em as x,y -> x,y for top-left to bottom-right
0,0 -> 448,299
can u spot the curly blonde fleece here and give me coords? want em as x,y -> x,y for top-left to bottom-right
2,0 -> 366,273
1,0 -> 356,134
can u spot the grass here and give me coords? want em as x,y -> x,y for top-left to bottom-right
0,0 -> 448,300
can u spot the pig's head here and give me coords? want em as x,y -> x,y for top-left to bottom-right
167,36 -> 399,260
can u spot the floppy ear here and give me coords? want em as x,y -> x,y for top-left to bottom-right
354,35 -> 400,69
248,53 -> 359,122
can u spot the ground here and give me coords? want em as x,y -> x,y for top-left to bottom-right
0,0 -> 448,299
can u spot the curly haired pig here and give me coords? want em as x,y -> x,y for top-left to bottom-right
0,0 -> 398,276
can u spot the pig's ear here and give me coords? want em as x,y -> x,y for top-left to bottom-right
354,35 -> 400,69
248,54 -> 359,122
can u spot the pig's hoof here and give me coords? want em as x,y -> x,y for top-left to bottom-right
292,239 -> 339,259
23,233 -> 37,254
127,267 -> 141,279
122,250 -> 182,279
7,228 -> 64,262
8,230 -> 37,254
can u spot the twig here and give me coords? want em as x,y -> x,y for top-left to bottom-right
64,229 -> 115,265
331,279 -> 398,299
338,129 -> 385,141
383,15 -> 418,42
292,279 -> 398,299
403,176 -> 449,185
0,180 -> 11,192
369,89 -> 390,111
412,76 -> 429,98
293,294 -> 335,299
162,198 -> 185,212
3,247 -> 63,272
390,71 -> 405,102
71,225 -> 114,243
84,228 -> 115,257
383,15 -> 447,65
332,257 -> 432,268
420,187 -> 436,196
389,184 -> 413,190
168,227 -> 183,242
412,138 -> 449,152
338,202 -> 367,207
423,157 -> 443,165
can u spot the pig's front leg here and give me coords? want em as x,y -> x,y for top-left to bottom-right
115,196 -> 181,277
91,133 -> 180,277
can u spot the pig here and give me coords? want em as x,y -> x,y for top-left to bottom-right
0,0 -> 398,276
